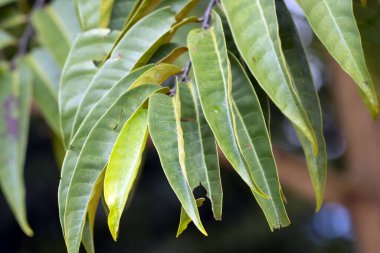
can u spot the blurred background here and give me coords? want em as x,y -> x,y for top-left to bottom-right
1,0 -> 379,252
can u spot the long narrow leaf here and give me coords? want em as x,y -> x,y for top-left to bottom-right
295,0 -> 378,117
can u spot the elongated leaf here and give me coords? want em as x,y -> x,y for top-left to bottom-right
0,64 -> 33,236
104,109 -> 149,241
148,93 -> 207,236
32,0 -> 81,67
188,12 -> 266,195
74,0 -> 100,30
276,0 -> 327,211
59,29 -> 120,147
221,0 -> 317,152
58,65 -> 165,233
122,0 -> 161,32
100,0 -> 114,28
0,0 -> 15,7
176,198 -> 205,237
71,8 -> 179,141
229,53 -> 289,229
0,29 -> 15,49
295,0 -> 378,117
26,48 -> 61,135
177,82 -> 223,220
64,85 -> 166,253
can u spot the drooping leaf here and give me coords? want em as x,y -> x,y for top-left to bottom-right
31,0 -> 81,67
177,81 -> 223,220
26,48 -> 61,136
176,198 -> 205,237
188,12 -> 266,196
99,0 -> 114,28
104,109 -> 149,241
0,63 -> 33,236
0,29 -> 15,49
229,53 -> 290,229
354,1 -> 380,93
276,0 -> 327,211
295,0 -> 379,117
70,8 -> 179,142
59,29 -> 120,147
74,0 -> 100,31
58,65 -> 166,233
122,0 -> 161,32
148,93 -> 207,236
221,0 -> 317,152
63,85 -> 166,253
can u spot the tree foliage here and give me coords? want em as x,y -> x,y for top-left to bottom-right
0,0 -> 378,252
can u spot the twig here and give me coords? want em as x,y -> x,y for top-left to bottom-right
11,0 -> 46,69
202,0 -> 218,29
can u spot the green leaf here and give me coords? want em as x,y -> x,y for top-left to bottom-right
176,197 -> 205,237
74,0 -> 100,30
26,48 -> 61,136
63,85 -> 166,253
177,82 -> 223,220
221,0 -> 317,152
276,0 -> 327,211
100,0 -> 114,28
58,66 -> 167,235
122,0 -> 161,32
0,29 -> 15,49
0,0 -> 15,7
188,12 -> 267,196
295,0 -> 379,117
32,0 -> 81,67
229,53 -> 290,229
148,93 -> 207,236
104,109 -> 149,241
59,29 -> 120,147
0,63 -> 33,236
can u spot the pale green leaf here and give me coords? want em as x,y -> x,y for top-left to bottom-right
149,43 -> 188,64
74,0 -> 100,31
177,82 -> 223,220
221,0 -> 317,152
0,63 -> 33,236
0,29 -> 15,49
59,29 -> 120,147
229,53 -> 290,229
0,0 -> 15,7
109,0 -> 136,30
104,109 -> 149,241
32,0 -> 81,67
276,0 -> 327,211
26,48 -> 61,136
188,12 -> 267,196
295,0 -> 379,117
63,85 -> 166,253
148,93 -> 208,236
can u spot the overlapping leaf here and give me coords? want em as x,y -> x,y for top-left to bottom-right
229,53 -> 289,229
64,85 -> 166,253
276,0 -> 327,210
148,93 -> 207,236
221,0 -> 317,152
295,0 -> 379,117
188,12 -> 266,195
104,109 -> 149,240
177,82 -> 223,220
0,63 -> 32,236
59,29 -> 120,147
0,29 -> 14,49
74,0 -> 100,31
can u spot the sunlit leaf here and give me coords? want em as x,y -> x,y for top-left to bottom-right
0,29 -> 15,49
176,198 -> 205,237
104,109 -> 149,241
